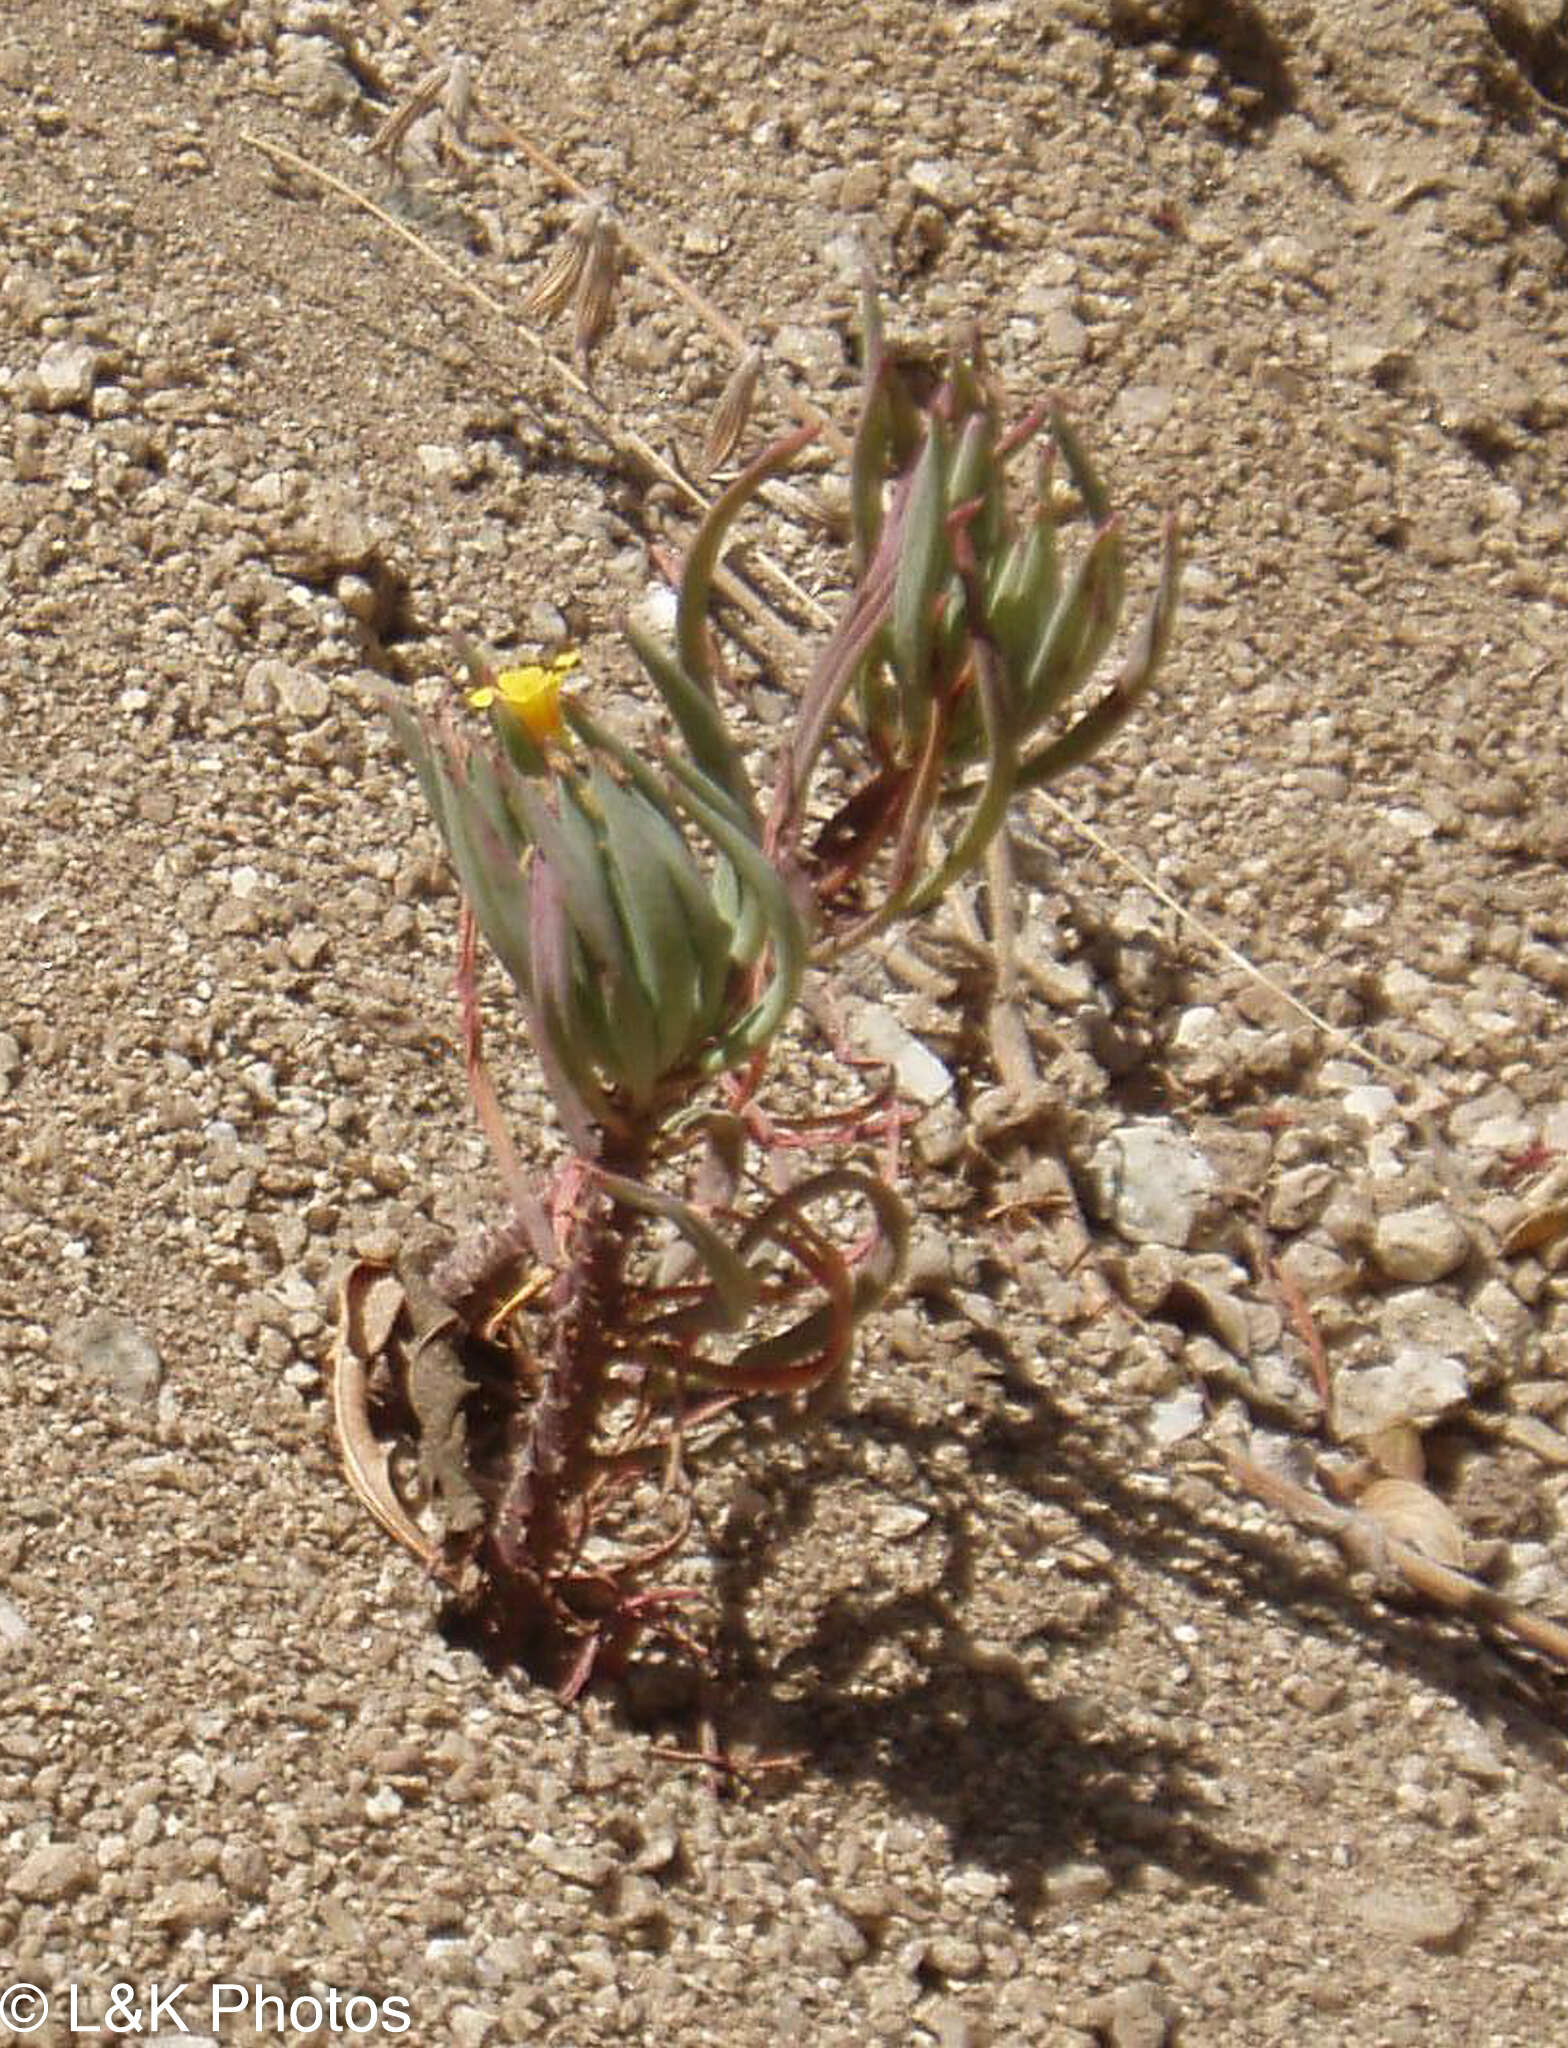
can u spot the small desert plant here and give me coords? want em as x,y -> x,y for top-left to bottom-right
332,288 -> 1179,1697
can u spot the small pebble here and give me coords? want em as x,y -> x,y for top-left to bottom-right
32,338 -> 99,410
1353,1880 -> 1470,1949
1371,1205 -> 1469,1284
59,1310 -> 163,1404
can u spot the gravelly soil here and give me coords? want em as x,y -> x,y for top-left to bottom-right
4,2 -> 1568,2044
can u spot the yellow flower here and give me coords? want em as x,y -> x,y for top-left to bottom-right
468,648 -> 579,742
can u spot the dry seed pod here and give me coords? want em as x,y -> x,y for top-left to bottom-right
372,53 -> 478,170
371,61 -> 448,161
524,200 -> 603,322
703,346 -> 763,470
572,211 -> 622,365
1501,1159 -> 1568,1257
441,51 -> 476,142
1358,1478 -> 1467,1570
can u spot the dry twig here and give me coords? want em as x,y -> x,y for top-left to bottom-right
1214,1440 -> 1568,1670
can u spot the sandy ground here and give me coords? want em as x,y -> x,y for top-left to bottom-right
4,1 -> 1568,2043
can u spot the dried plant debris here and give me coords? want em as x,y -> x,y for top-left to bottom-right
1216,1438 -> 1568,1670
523,195 -> 624,369
703,346 -> 764,470
371,52 -> 481,178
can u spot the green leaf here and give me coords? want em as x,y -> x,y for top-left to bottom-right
621,624 -> 756,825
905,643 -> 1016,913
593,1169 -> 760,1329
663,759 -> 807,1069
890,422 -> 949,724
1048,400 -> 1111,526
676,422 -> 818,692
1020,521 -> 1123,725
590,763 -> 704,1073
1019,512 -> 1180,789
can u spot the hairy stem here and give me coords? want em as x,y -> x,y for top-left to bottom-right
484,1126 -> 652,1676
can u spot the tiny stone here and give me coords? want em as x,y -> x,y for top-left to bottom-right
925,2001 -> 984,2048
905,1224 -> 956,1293
286,926 -> 330,971
527,1833 -> 615,1887
417,442 -> 467,483
1444,1720 -> 1508,1786
59,1310 -> 163,1404
149,1879 -> 231,1931
1113,383 -> 1175,433
1377,1291 -> 1489,1365
1465,1112 -> 1535,1157
873,1501 -> 930,1539
1342,1083 -> 1400,1127
1283,1674 -> 1342,1714
1333,1348 -> 1468,1439
1352,1880 -> 1470,1949
1448,1085 -> 1524,1144
1042,306 -> 1088,360
32,338 -> 99,410
1045,1857 -> 1114,1907
1089,1123 -> 1216,1249
1267,1163 -> 1335,1232
1148,1389 -> 1205,1447
336,572 -> 379,623
915,1101 -> 967,1167
1371,1205 -> 1469,1284
1081,1981 -> 1174,2048
907,156 -> 977,210
276,668 -> 332,723
9,1842 -> 96,1902
450,2008 -> 494,2048
923,1934 -> 984,1980
847,1001 -> 954,1106
0,1594 -> 33,1652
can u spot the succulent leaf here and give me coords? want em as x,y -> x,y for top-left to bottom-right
676,422 -> 817,693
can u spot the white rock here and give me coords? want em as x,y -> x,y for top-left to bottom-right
1148,1389 -> 1205,1446
1371,1204 -> 1469,1283
277,668 -> 332,722
908,156 -> 977,210
634,582 -> 679,636
416,442 -> 466,483
1113,383 -> 1175,433
1089,1123 -> 1216,1249
1172,1005 -> 1223,1048
33,338 -> 99,410
845,1001 -> 953,1106
60,1311 -> 163,1403
1333,1347 -> 1468,1440
1464,1112 -> 1535,1156
1385,805 -> 1437,841
1342,1084 -> 1400,1127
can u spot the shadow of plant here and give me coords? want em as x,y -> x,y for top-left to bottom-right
689,1321 -> 1568,1920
